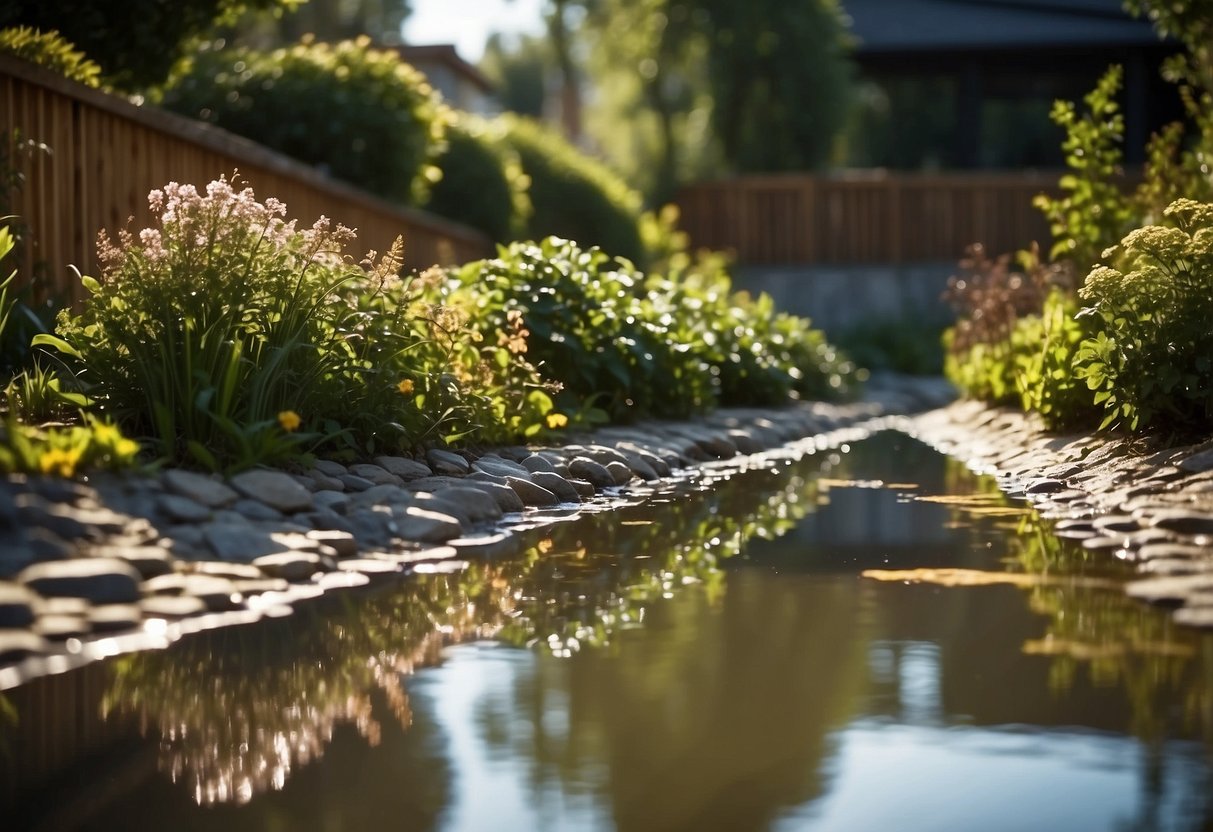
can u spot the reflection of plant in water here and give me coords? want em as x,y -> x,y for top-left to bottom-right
99,449 -> 840,807
102,575 -> 506,806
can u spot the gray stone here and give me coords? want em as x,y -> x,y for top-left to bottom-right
606,461 -> 635,486
1174,606 -> 1213,628
426,448 -> 471,475
311,459 -> 349,477
305,509 -> 356,536
189,561 -> 264,580
1092,515 -> 1139,534
229,470 -> 313,513
0,582 -> 38,627
309,471 -> 345,492
406,475 -> 476,493
395,506 -> 463,543
35,614 -> 90,640
335,558 -> 402,578
201,522 -> 284,561
144,573 -> 241,611
530,471 -> 582,503
141,595 -> 208,619
726,429 -> 766,455
306,530 -> 358,559
373,456 -> 432,481
90,544 -> 175,579
568,478 -> 596,499
343,509 -> 394,549
1178,446 -> 1213,474
459,479 -> 525,513
339,474 -> 377,492
88,604 -> 142,632
18,558 -> 142,604
1148,509 -> 1213,537
474,456 -> 531,478
568,457 -> 615,489
350,484 -> 411,508
621,454 -> 659,481
253,552 -> 324,582
157,493 -> 213,523
448,532 -> 519,558
1137,543 -> 1211,561
0,629 -> 47,663
428,486 -> 504,523
521,454 -> 558,474
349,463 -> 404,486
162,469 -> 239,508
0,532 -> 37,576
1126,573 -> 1213,605
313,491 -> 352,514
1024,478 -> 1069,495
505,476 -> 559,507
28,477 -> 91,504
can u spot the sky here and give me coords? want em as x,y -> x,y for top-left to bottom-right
403,0 -> 547,63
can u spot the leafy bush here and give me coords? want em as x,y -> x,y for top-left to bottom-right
425,114 -> 531,243
496,115 -> 648,266
0,0 -> 286,91
161,37 -> 445,206
1012,290 -> 1098,429
1032,66 -> 1135,273
832,317 -> 945,377
450,237 -> 716,422
39,175 -> 524,469
1075,198 -> 1213,432
0,26 -> 101,87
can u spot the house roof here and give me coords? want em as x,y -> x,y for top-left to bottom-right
840,0 -> 1165,53
396,44 -> 495,93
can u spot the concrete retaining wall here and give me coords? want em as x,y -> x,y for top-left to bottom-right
734,262 -> 958,332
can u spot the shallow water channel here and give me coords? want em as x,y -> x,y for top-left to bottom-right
4,431 -> 1213,831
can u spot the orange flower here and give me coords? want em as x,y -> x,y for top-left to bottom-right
397,379 -> 415,395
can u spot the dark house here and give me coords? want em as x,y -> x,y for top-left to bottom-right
840,0 -> 1182,168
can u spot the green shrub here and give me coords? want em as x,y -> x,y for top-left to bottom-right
450,237 -> 716,423
1032,66 -> 1135,273
425,114 -> 531,243
161,37 -> 444,206
1013,290 -> 1098,429
831,317 -> 945,377
0,26 -> 101,87
38,175 -> 514,470
1074,198 -> 1213,432
496,115 -> 648,265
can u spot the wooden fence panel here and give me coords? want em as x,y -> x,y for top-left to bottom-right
0,56 -> 490,306
676,171 -> 1061,267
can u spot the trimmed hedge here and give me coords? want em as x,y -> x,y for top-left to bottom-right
161,37 -> 444,206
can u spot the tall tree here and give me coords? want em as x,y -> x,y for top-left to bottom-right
694,0 -> 853,172
480,31 -> 549,118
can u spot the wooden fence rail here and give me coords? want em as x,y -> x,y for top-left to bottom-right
0,55 -> 491,306
675,171 -> 1062,266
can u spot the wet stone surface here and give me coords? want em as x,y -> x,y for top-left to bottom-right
0,377 -> 955,687
911,399 -> 1213,628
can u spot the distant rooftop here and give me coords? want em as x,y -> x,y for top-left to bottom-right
840,0 -> 1165,53
396,44 -> 494,93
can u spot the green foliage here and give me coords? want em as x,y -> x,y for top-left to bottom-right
40,176 -> 503,469
161,37 -> 444,206
1032,66 -> 1135,272
451,237 -> 716,423
496,115 -> 648,266
0,413 -> 140,476
1074,198 -> 1213,433
832,317 -> 945,377
695,0 -> 854,172
0,0 -> 288,90
425,114 -> 532,243
1012,290 -> 1098,429
0,26 -> 101,87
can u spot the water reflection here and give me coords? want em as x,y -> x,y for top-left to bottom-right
3,433 -> 1213,831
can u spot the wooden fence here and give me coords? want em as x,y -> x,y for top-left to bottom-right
0,55 -> 491,306
675,171 -> 1062,266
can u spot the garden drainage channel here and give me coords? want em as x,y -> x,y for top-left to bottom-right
4,431 -> 1213,832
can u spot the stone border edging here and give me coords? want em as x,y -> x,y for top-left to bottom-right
908,400 -> 1213,628
0,377 -> 956,689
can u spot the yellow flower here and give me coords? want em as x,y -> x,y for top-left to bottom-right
38,446 -> 83,478
545,412 -> 568,429
277,410 -> 301,432
397,378 -> 415,395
